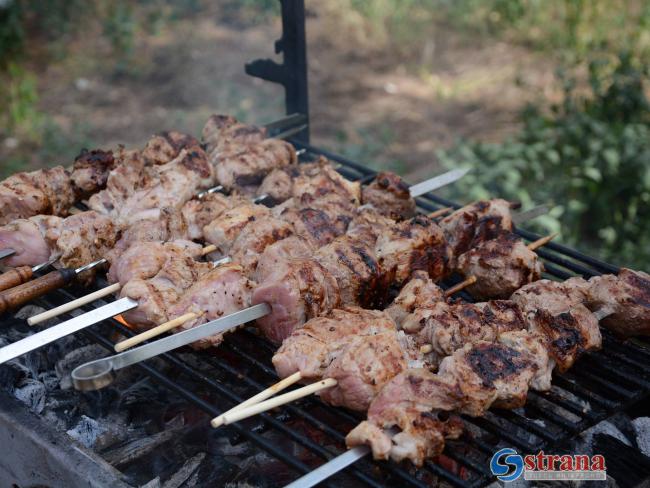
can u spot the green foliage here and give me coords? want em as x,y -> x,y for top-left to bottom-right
2,62 -> 44,141
438,53 -> 650,268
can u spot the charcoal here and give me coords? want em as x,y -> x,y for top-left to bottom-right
67,415 -> 106,448
14,378 -> 47,413
161,452 -> 205,488
0,359 -> 31,388
141,477 -> 162,488
632,417 -> 650,457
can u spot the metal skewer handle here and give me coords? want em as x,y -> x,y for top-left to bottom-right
72,303 -> 271,391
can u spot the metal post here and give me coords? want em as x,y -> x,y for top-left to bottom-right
245,0 -> 310,142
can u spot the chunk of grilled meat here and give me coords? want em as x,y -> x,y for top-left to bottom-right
168,264 -> 255,349
142,131 -> 200,166
362,171 -> 416,220
230,216 -> 295,275
0,215 -> 63,267
277,206 -> 347,248
385,270 -> 445,326
346,205 -> 395,248
274,307 -> 421,411
120,252 -> 213,328
440,199 -> 514,257
201,114 -> 266,156
109,147 -> 214,227
585,268 -> 650,337
181,193 -> 247,240
107,240 -> 203,287
511,279 -> 602,371
375,215 -> 452,285
0,166 -> 75,225
456,233 -> 543,299
314,236 -> 385,308
255,166 -> 300,204
253,235 -> 314,283
55,211 -> 117,276
252,258 -> 340,343
346,369 -> 464,466
203,202 -> 271,255
214,139 -> 296,194
70,149 -> 117,196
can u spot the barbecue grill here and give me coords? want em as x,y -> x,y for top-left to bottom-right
1,1 -> 649,487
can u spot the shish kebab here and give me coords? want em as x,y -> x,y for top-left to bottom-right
0,158 -> 472,363
18,155 -> 467,326
213,266 -> 648,464
54,194 -> 542,349
63,196 -> 551,389
0,112 -> 307,231
0,113 -> 302,267
278,276 -> 649,487
65,198 -> 555,391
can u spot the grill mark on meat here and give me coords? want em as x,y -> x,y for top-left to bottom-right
466,343 -> 531,388
299,208 -> 340,244
532,309 -> 584,367
161,132 -> 199,153
625,272 -> 650,307
181,149 -> 212,178
234,172 -> 267,187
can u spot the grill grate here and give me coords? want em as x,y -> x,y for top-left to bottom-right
22,140 -> 650,488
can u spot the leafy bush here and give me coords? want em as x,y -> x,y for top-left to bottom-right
438,53 -> 650,269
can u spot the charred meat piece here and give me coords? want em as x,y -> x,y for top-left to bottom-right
214,139 -> 296,194
55,211 -> 118,275
203,202 -> 271,255
169,264 -> 255,349
0,166 -> 75,224
385,270 -> 444,327
230,216 -> 295,275
273,307 -> 410,411
70,149 -> 116,196
278,206 -> 346,248
0,215 -> 63,267
346,205 -> 395,248
120,254 -> 212,328
111,147 -> 214,227
254,236 -> 314,283
252,258 -> 340,343
201,114 -> 266,156
456,233 -> 543,299
292,158 -> 361,215
375,215 -> 452,285
256,166 -> 296,204
314,236 -> 385,308
181,193 -> 247,240
440,341 -> 538,414
107,240 -> 203,287
142,131 -> 200,166
511,279 -> 602,371
440,199 -> 514,256
585,268 -> 650,337
362,171 -> 416,220
346,369 -> 463,466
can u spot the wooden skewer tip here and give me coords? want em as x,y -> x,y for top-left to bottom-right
527,233 -> 558,251
444,275 -> 477,297
113,311 -> 198,352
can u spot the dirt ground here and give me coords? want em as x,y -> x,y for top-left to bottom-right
2,3 -> 559,181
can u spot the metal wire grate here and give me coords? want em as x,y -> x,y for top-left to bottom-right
25,140 -> 650,487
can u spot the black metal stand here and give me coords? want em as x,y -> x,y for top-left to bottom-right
245,0 -> 310,142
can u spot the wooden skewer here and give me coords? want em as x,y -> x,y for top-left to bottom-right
420,344 -> 433,354
28,245 -> 219,326
527,233 -> 558,251
444,276 -> 477,297
444,233 -> 557,298
211,371 -> 303,428
428,207 -> 453,219
216,378 -> 337,427
114,311 -> 200,352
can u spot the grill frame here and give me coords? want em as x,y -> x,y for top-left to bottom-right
22,139 -> 650,488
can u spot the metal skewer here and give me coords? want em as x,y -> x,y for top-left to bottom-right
409,168 -> 469,198
71,303 -> 271,390
0,248 -> 16,260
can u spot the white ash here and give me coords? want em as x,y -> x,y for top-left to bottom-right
632,417 -> 650,457
13,378 -> 47,413
575,420 -> 631,455
67,415 -> 106,448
